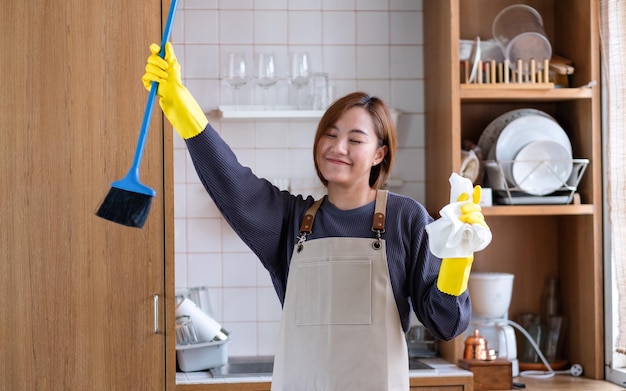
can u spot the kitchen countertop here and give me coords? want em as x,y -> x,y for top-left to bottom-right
176,357 -> 470,385
177,357 -> 625,390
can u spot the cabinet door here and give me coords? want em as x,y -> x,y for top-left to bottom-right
0,0 -> 169,390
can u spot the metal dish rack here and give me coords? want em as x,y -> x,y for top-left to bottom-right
482,159 -> 589,205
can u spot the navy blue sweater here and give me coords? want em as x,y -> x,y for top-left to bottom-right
185,124 -> 470,340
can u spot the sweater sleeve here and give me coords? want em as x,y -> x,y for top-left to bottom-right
413,253 -> 472,341
393,197 -> 471,340
184,125 -> 314,288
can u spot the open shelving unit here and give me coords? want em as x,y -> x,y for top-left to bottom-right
423,0 -> 603,379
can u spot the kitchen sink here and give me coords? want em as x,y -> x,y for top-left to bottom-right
209,356 -> 434,378
210,356 -> 274,377
409,357 -> 436,371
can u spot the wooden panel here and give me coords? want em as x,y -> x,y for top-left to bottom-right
411,375 -> 472,390
472,217 -> 560,316
558,215 -> 604,378
553,0 -> 597,88
0,0 -> 167,390
423,0 -> 460,215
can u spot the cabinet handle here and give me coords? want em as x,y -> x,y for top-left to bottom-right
154,294 -> 159,334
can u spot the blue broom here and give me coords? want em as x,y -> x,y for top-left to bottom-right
96,0 -> 178,228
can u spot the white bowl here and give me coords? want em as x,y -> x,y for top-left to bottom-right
511,140 -> 573,196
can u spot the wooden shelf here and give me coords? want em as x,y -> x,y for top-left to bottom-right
459,85 -> 594,101
208,106 -> 325,120
482,204 -> 594,217
209,106 -> 401,122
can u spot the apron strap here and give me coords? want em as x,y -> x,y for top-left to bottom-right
299,190 -> 389,235
372,190 -> 388,233
299,197 -> 324,234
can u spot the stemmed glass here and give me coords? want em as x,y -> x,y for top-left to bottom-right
255,53 -> 278,109
288,52 -> 310,109
224,52 -> 248,108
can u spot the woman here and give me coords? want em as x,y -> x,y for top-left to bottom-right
143,43 -> 488,391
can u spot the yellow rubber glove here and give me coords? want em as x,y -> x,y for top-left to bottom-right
142,42 -> 208,139
438,185 -> 489,296
438,254 -> 474,296
457,186 -> 488,228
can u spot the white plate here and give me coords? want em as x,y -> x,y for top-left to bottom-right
477,108 -> 555,160
468,36 -> 481,83
495,114 -> 571,163
512,140 -> 573,196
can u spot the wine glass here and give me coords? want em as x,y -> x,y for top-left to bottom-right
288,52 -> 310,109
224,52 -> 248,108
255,53 -> 278,109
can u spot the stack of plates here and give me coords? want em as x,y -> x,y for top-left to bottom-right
478,109 -> 573,196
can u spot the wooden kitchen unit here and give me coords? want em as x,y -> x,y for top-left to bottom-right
424,0 -> 604,381
2,1 -> 170,390
175,373 -> 624,391
174,358 -> 475,390
176,376 -> 473,391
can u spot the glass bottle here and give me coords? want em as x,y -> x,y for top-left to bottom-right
541,277 -> 561,320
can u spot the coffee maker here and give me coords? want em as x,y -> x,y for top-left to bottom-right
466,272 -> 519,376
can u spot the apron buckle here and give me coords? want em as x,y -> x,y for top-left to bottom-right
296,232 -> 308,252
372,228 -> 384,250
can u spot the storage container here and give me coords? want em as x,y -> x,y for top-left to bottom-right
176,339 -> 230,372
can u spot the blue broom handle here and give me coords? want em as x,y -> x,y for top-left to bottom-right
132,0 -> 179,170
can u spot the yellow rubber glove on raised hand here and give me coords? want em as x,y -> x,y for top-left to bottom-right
437,185 -> 489,296
142,42 -> 208,139
457,186 -> 488,228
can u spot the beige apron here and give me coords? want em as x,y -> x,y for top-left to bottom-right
271,190 -> 409,391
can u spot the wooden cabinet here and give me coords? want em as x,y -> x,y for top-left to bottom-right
423,0 -> 603,379
1,1 -> 173,390
409,377 -> 472,390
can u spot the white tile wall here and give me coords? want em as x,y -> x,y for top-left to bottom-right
173,0 -> 425,357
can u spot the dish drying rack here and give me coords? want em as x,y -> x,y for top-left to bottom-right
461,58 -> 554,89
482,159 -> 589,205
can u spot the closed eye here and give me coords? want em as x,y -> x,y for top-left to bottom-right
324,126 -> 370,144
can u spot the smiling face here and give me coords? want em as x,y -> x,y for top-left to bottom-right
315,106 -> 388,192
313,92 -> 397,193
